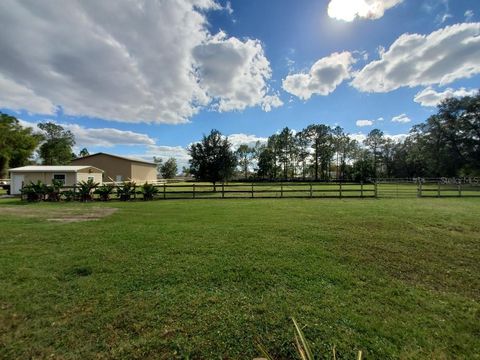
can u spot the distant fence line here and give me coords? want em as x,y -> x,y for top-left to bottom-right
14,180 -> 480,201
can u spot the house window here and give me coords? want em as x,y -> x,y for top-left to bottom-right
53,174 -> 66,185
88,176 -> 94,181
115,175 -> 123,182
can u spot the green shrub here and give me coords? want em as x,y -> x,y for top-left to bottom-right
45,179 -> 63,202
77,179 -> 99,202
139,182 -> 159,201
117,181 -> 136,201
61,190 -> 76,202
94,183 -> 115,201
20,181 -> 47,202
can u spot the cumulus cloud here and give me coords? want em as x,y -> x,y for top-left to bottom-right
0,0 -> 280,124
414,87 -> 478,107
227,133 -> 268,148
0,74 -> 56,115
352,23 -> 480,93
391,114 -> 411,123
327,0 -> 403,22
19,119 -> 155,148
349,132 -> 408,144
193,32 -> 282,112
282,52 -> 354,100
356,119 -> 374,127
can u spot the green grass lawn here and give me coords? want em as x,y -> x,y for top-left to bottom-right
1,198 -> 479,359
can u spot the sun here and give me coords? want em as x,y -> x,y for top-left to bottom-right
327,0 -> 370,22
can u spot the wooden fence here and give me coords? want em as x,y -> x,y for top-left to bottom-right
40,182 -> 377,201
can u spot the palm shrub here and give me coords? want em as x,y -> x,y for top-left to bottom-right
77,179 -> 99,202
62,190 -> 76,202
139,182 -> 159,200
94,183 -> 115,201
117,181 -> 136,201
45,179 -> 63,202
20,181 -> 47,202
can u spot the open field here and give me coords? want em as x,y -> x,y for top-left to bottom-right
1,198 -> 479,359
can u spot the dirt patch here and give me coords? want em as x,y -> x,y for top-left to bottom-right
0,206 -> 117,223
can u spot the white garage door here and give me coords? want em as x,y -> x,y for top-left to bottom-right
11,174 -> 25,195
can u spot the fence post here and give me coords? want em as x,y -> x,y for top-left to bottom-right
417,181 -> 422,198
458,183 -> 462,197
309,183 -> 313,198
374,181 -> 378,198
193,183 -> 195,199
437,182 -> 441,198
251,182 -> 254,198
222,182 -> 225,198
280,182 -> 283,198
163,183 -> 166,199
360,181 -> 364,198
339,182 -> 342,198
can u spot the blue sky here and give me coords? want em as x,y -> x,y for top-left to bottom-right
0,0 -> 479,168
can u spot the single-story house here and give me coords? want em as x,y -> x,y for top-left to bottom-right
9,166 -> 104,195
70,152 -> 157,183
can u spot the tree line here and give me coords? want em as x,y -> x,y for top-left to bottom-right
1,91 -> 478,182
189,92 -> 480,183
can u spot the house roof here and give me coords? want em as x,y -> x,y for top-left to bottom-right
71,152 -> 156,166
9,165 -> 104,173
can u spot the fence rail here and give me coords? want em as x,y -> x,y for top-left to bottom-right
21,182 -> 377,201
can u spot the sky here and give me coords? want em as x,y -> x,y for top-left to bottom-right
0,0 -> 479,169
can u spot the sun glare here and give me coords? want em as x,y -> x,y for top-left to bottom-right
328,0 -> 370,22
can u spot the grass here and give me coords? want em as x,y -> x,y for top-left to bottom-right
0,197 -> 479,359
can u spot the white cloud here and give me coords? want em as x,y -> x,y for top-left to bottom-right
0,74 -> 56,115
465,10 -> 474,21
327,0 -> 403,22
193,32 -> 282,112
352,23 -> 480,93
18,119 -> 155,148
391,113 -> 411,123
414,87 -> 478,107
227,133 -> 268,148
356,119 -> 374,127
282,52 -> 354,100
377,117 -> 384,121
349,132 -> 408,144
0,0 -> 280,124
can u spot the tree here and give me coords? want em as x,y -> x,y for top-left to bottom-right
153,156 -> 163,175
38,122 -> 75,165
79,148 -> 90,157
0,112 -> 42,177
160,158 -> 178,179
304,124 -> 331,180
236,144 -> 255,179
364,129 -> 385,179
188,130 -> 237,190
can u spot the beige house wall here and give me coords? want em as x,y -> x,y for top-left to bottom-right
76,170 -> 103,184
131,163 -> 157,183
22,172 -> 77,186
72,154 -> 131,181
